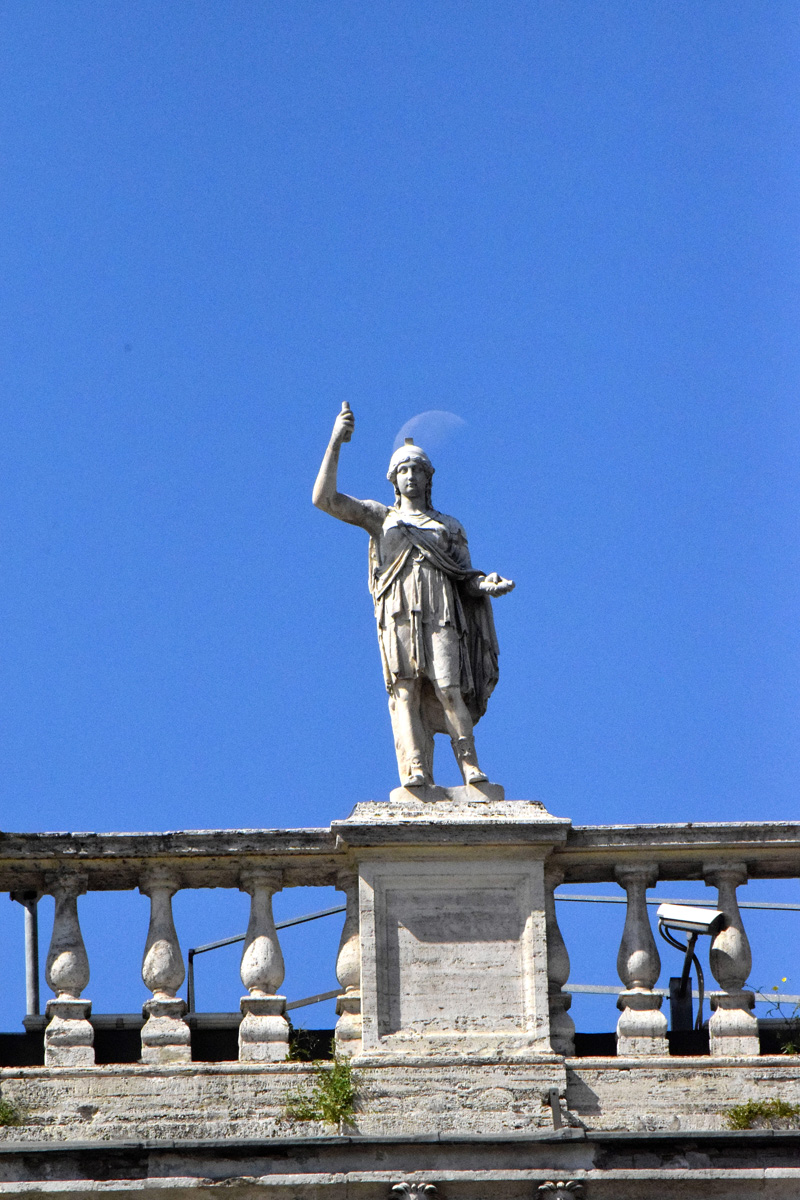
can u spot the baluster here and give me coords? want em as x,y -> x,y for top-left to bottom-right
43,871 -> 94,1066
704,861 -> 759,1056
615,863 -> 668,1055
544,865 -> 574,1056
334,869 -> 362,1057
139,868 -> 190,1063
238,868 -> 289,1061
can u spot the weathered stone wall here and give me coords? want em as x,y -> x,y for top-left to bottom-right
566,1055 -> 800,1132
2,1128 -> 800,1199
2,1055 -> 800,1144
0,1058 -> 565,1143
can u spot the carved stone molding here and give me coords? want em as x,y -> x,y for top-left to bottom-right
537,1182 -> 585,1197
391,1185 -> 438,1200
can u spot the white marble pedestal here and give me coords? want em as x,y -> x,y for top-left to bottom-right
332,799 -> 570,1059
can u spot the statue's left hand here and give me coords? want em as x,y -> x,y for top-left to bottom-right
478,572 -> 515,597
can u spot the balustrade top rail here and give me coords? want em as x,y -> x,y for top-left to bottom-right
559,821 -> 800,881
0,828 -> 340,891
1,819 -> 799,891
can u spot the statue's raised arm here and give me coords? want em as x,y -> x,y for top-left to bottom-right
313,405 -> 514,796
312,403 -> 386,536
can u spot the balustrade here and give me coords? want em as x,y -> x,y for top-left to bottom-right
0,821 -> 796,1067
704,861 -> 760,1057
544,865 -> 574,1056
139,868 -> 191,1063
43,871 -> 94,1066
238,867 -> 289,1062
334,868 -> 362,1056
614,862 -> 668,1056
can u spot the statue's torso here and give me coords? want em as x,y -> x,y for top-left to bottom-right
373,508 -> 468,631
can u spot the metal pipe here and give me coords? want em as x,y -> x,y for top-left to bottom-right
556,893 -> 800,912
10,891 -> 40,1016
23,895 -> 39,1016
186,903 -> 347,1013
187,949 -> 196,1014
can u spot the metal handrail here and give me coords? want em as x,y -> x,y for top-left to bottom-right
555,893 -> 800,911
187,903 -> 346,1012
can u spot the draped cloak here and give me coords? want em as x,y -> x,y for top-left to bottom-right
368,512 -> 499,734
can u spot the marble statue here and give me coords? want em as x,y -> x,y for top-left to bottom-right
313,404 -> 514,790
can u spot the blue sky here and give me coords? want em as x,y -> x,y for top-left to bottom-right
0,2 -> 798,1031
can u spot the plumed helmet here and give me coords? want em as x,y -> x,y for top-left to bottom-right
387,438 -> 435,485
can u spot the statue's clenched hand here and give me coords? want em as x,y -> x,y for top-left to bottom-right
478,572 -> 515,597
331,402 -> 354,446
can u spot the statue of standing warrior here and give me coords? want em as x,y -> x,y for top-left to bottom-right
314,404 -> 515,790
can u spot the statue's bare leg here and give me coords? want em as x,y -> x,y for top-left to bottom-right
432,683 -> 488,785
391,679 -> 432,787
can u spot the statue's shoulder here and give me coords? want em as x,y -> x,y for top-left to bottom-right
432,510 -> 468,541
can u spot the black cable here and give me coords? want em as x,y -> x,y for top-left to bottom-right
693,951 -> 705,1031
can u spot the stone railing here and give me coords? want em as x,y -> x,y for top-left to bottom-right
0,828 -> 347,1066
2,815 -> 798,1066
547,820 -> 800,1059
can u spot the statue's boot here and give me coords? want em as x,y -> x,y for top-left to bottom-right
404,760 -> 428,787
451,735 -> 488,785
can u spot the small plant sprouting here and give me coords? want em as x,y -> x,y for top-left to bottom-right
762,977 -> 800,1055
284,1054 -> 356,1127
0,1098 -> 24,1127
726,1098 -> 800,1130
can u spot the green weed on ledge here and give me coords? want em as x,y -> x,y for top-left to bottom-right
284,1055 -> 357,1127
0,1098 -> 24,1127
726,1098 -> 800,1130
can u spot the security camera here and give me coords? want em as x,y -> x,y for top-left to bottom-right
656,903 -> 725,937
657,903 -> 727,1033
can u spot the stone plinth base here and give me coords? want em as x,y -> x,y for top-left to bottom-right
709,990 -> 760,1057
141,997 -> 191,1064
390,781 -> 506,804
44,998 -> 94,1067
334,798 -> 565,845
615,988 -> 668,1057
239,995 -> 289,1062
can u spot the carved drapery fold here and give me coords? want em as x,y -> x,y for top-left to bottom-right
544,865 -> 574,1056
238,868 -> 289,1062
704,861 -> 759,1056
43,871 -> 94,1066
334,869 -> 362,1057
139,869 -> 190,1063
615,862 -> 667,1056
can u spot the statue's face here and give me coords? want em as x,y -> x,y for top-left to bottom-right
395,460 -> 428,501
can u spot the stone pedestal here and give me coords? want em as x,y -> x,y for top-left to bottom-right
141,997 -> 191,1063
709,990 -> 760,1057
44,998 -> 94,1067
616,989 -> 668,1056
332,798 -> 570,1060
239,995 -> 290,1062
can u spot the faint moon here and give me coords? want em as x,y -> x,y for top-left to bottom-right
393,410 -> 466,452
